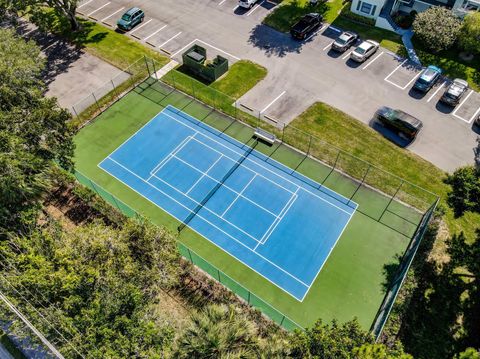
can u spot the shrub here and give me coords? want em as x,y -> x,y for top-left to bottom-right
458,12 -> 480,55
340,8 -> 375,26
445,166 -> 480,217
413,7 -> 462,53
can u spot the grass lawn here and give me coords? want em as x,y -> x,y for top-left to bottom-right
211,60 -> 267,99
289,103 -> 480,243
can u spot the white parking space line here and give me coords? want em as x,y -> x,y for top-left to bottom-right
305,24 -> 327,42
218,0 -> 227,4
144,25 -> 167,41
384,59 -> 407,82
323,42 -> 333,51
233,5 -> 239,10
427,80 -> 447,103
246,0 -> 264,16
78,0 -> 94,8
362,51 -> 383,70
129,19 -> 152,34
158,31 -> 182,48
87,2 -> 111,17
328,25 -> 342,33
452,90 -> 475,123
260,91 -> 286,113
101,7 -> 125,22
342,51 -> 352,60
469,106 -> 480,124
41,40 -> 58,51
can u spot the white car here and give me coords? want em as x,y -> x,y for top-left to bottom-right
238,0 -> 258,9
350,40 -> 379,63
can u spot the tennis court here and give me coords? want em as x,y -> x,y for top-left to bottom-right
99,105 -> 358,300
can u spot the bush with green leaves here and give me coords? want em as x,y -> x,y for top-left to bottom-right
412,7 -> 462,53
445,166 -> 480,217
459,12 -> 480,55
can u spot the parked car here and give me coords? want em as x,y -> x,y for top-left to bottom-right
290,13 -> 322,40
238,0 -> 258,8
350,40 -> 379,62
375,106 -> 423,140
413,65 -> 442,93
440,78 -> 469,106
331,31 -> 358,52
117,7 -> 144,31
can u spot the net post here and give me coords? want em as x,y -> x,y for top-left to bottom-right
379,180 -> 404,222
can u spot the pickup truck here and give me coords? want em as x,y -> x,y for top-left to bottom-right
290,13 -> 322,40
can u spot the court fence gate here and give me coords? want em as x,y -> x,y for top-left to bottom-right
71,56 -> 440,338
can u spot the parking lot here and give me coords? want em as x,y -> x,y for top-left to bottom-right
75,0 -> 479,171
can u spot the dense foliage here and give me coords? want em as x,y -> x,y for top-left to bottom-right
0,28 -> 74,234
445,166 -> 480,217
412,7 -> 462,53
459,12 -> 480,56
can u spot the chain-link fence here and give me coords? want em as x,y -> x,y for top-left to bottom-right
70,56 -> 163,129
73,170 -> 303,332
72,57 -> 440,337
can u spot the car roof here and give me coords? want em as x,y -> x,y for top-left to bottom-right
421,66 -> 441,81
339,32 -> 354,40
396,110 -> 422,127
125,7 -> 141,15
447,80 -> 468,96
358,41 -> 373,50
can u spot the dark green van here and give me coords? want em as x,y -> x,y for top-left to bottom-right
117,7 -> 144,31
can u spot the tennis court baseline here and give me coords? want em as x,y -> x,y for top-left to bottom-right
99,105 -> 358,300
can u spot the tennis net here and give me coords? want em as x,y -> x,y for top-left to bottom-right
178,141 -> 257,232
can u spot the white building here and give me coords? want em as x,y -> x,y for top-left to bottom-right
350,0 -> 480,31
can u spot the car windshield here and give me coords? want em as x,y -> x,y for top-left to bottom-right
355,47 -> 366,54
336,35 -> 349,45
121,14 -> 131,21
444,92 -> 457,99
416,77 -> 430,85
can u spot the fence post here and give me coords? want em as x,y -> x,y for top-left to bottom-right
247,291 -> 251,304
281,123 -> 286,142
187,248 -> 193,263
72,106 -> 80,121
234,101 -> 237,120
111,79 -> 119,99
89,179 -> 101,198
92,93 -> 101,113
379,180 -> 404,222
307,135 -> 313,155
110,193 -> 122,213
348,164 -> 371,204
191,79 -> 196,99
143,55 -> 150,77
212,89 -> 216,110
152,59 -> 158,80
217,269 -> 221,281
321,150 -> 341,186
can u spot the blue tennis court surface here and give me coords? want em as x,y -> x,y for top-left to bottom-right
99,105 -> 357,301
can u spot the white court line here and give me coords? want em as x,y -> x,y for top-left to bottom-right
143,25 -> 167,41
185,155 -> 223,195
171,38 -> 240,60
427,80 -> 447,103
87,2 -> 111,16
255,188 -> 299,250
129,19 -> 152,34
221,174 -> 257,217
100,158 -> 310,289
78,0 -> 94,8
342,50 -> 352,60
260,91 -> 286,114
298,206 -> 356,302
246,0 -> 264,16
323,42 -> 333,51
167,155 -> 283,219
186,135 -> 296,195
452,90 -> 475,123
158,31 -> 182,48
101,7 -> 125,22
147,135 -> 194,181
149,170 -> 271,242
162,108 -> 356,215
218,0 -> 227,4
362,51 -> 384,70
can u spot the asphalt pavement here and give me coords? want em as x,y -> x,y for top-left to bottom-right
77,0 -> 480,172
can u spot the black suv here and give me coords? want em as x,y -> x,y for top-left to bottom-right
375,106 -> 423,140
290,13 -> 322,40
331,31 -> 358,52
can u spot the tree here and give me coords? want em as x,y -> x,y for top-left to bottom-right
0,29 -> 74,233
412,7 -> 462,53
352,343 -> 413,359
444,166 -> 480,217
455,348 -> 480,359
7,0 -> 80,31
174,305 -> 260,358
459,12 -> 480,55
288,318 -> 373,358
